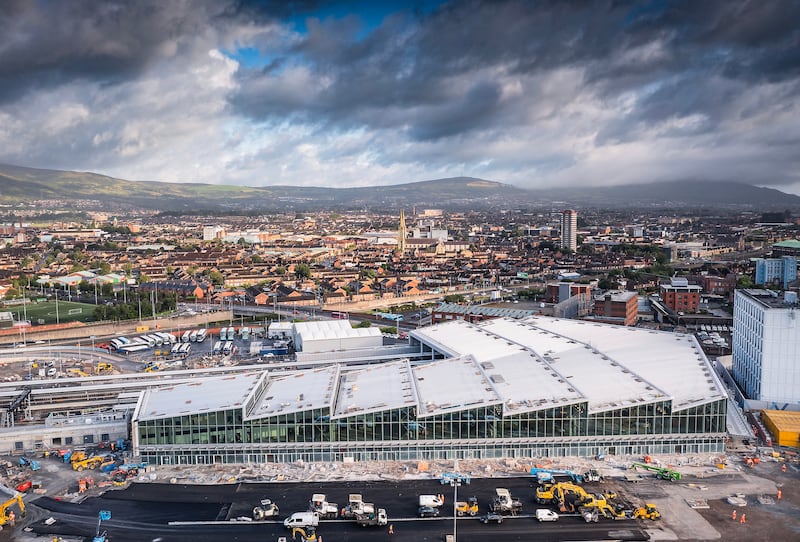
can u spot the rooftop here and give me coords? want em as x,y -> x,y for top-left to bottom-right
525,317 -> 727,411
332,360 -> 418,419
413,355 -> 503,418
137,371 -> 262,421
247,365 -> 339,419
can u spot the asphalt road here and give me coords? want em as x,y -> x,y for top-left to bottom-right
27,477 -> 649,542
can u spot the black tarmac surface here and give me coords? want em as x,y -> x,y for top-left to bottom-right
26,477 -> 649,542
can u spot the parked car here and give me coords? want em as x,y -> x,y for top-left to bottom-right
418,506 -> 440,518
480,511 -> 504,524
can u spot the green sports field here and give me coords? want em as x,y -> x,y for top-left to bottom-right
2,300 -> 97,324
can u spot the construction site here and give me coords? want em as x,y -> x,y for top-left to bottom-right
0,443 -> 798,542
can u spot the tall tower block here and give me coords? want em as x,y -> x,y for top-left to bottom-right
560,209 -> 578,252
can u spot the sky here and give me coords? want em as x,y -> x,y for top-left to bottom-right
0,0 -> 799,193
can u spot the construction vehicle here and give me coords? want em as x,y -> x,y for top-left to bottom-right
308,494 -> 338,519
630,503 -> 660,520
253,499 -> 280,520
743,456 -> 760,467
0,493 -> 25,528
73,456 -> 104,471
67,450 -> 87,464
93,510 -> 111,542
455,496 -> 479,516
530,467 -> 583,484
489,488 -> 523,515
291,526 -> 317,541
630,462 -> 681,481
355,508 -> 388,527
583,469 -> 604,482
577,492 -> 627,522
342,494 -> 376,519
143,362 -> 162,373
95,362 -> 114,374
18,457 -> 41,471
535,482 -> 590,511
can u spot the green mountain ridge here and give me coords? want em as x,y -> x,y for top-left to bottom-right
0,163 -> 797,211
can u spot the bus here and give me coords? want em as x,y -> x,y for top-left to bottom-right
181,330 -> 192,343
219,327 -> 229,341
212,341 -> 223,355
138,336 -> 156,347
189,330 -> 199,342
157,332 -> 176,345
240,327 -> 250,341
110,337 -> 130,351
331,311 -> 349,320
170,343 -> 182,355
226,327 -> 236,341
176,343 -> 191,358
222,341 -> 233,355
195,328 -> 208,343
118,341 -> 150,354
145,334 -> 163,346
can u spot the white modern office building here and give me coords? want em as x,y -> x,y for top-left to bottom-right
732,289 -> 800,404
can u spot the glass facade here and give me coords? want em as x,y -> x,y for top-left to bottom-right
136,398 -> 727,465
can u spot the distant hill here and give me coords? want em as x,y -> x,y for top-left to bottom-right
543,180 -> 800,208
0,163 -> 797,211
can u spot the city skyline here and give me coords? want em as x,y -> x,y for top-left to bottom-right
0,1 -> 798,193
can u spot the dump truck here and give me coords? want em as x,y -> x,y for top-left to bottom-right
355,508 -> 388,527
95,362 -> 114,374
489,488 -> 523,515
342,494 -> 375,519
309,494 -> 338,519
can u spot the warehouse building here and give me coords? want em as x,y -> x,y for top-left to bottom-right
133,317 -> 728,465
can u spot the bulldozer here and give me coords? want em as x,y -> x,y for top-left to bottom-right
292,526 -> 317,541
455,496 -> 479,516
0,493 -> 25,528
631,503 -> 661,520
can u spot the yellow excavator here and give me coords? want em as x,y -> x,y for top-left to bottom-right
0,493 -> 25,528
536,482 -> 591,512
578,492 -> 628,522
291,526 -> 317,541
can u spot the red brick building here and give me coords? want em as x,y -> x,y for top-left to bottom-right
660,277 -> 702,313
592,290 -> 638,326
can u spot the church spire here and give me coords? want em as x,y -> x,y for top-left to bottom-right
397,209 -> 407,253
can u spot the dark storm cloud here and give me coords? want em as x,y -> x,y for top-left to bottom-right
230,0 -> 800,143
0,1 -> 165,103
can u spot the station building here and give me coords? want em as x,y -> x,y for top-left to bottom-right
132,317 -> 728,465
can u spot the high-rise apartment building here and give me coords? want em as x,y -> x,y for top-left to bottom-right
754,256 -> 797,289
732,289 -> 800,403
560,209 -> 578,252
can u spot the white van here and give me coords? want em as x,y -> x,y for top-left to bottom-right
283,512 -> 319,529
